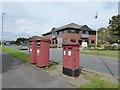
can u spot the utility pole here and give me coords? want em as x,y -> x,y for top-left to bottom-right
95,11 -> 98,45
1,13 -> 5,46
96,30 -> 98,45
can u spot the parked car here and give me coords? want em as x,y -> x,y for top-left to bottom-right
18,45 -> 28,50
111,43 -> 119,46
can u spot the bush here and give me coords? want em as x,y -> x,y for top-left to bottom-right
104,45 -> 119,50
112,45 -> 118,51
97,45 -> 104,51
50,45 -> 57,48
88,44 -> 96,50
88,44 -> 96,47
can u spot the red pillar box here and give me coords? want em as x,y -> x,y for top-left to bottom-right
62,43 -> 80,77
29,39 -> 37,64
36,38 -> 50,67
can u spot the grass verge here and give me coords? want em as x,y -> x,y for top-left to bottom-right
80,51 -> 118,58
41,61 -> 59,71
78,75 -> 118,88
2,46 -> 28,63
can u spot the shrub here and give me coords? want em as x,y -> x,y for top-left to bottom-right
88,44 -> 96,50
50,45 -> 57,48
104,45 -> 119,50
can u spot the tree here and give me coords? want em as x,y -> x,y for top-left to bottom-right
97,27 -> 110,44
15,37 -> 29,45
108,15 -> 120,43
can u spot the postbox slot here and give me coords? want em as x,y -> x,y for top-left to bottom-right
68,47 -> 72,49
37,41 -> 40,48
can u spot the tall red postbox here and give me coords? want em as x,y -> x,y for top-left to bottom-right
29,38 -> 37,64
62,43 -> 80,77
36,38 -> 50,67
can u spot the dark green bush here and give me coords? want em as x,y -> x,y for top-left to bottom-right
88,44 -> 96,47
50,45 -> 57,48
112,45 -> 118,51
104,45 -> 119,50
87,44 -> 97,50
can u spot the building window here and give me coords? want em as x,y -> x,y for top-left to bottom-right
89,32 -> 96,35
78,40 -> 82,45
82,30 -> 86,34
76,30 -> 79,34
56,40 -> 57,44
52,32 -> 57,35
50,34 -> 52,36
57,32 -> 59,35
59,31 -> 63,34
91,40 -> 95,44
52,40 -> 54,44
64,30 -> 68,34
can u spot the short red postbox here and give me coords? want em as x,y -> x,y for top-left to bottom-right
29,38 -> 37,64
36,38 -> 50,67
62,43 -> 80,77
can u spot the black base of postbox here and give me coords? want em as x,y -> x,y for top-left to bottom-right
63,67 -> 80,77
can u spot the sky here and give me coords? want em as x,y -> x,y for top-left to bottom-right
1,0 -> 119,40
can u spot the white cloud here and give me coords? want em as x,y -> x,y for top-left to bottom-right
14,18 -> 42,35
2,0 -> 119,2
2,2 -> 118,40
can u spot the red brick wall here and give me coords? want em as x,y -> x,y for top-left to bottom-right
89,35 -> 96,44
44,33 -> 96,46
57,33 -> 81,40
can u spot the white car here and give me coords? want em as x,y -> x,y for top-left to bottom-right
111,43 -> 119,46
18,45 -> 28,50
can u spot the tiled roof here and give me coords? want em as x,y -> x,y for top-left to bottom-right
42,23 -> 95,35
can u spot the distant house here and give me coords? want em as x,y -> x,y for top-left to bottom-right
42,23 -> 96,47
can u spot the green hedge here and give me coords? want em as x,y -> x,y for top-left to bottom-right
50,45 -> 57,48
88,44 -> 119,51
104,46 -> 119,51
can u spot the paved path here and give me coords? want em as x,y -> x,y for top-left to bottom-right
5,46 -> 119,77
1,51 -> 71,88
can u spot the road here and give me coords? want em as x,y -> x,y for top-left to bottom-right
5,45 -> 119,77
1,51 -> 71,88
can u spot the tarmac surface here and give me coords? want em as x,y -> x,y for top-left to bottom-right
1,51 -> 72,88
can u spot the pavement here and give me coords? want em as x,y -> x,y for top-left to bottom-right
5,45 -> 118,78
1,51 -> 72,88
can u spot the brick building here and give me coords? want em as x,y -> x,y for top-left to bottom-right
42,23 -> 96,47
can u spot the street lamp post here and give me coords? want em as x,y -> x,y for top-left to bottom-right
1,13 -> 5,46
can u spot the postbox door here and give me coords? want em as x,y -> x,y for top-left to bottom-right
67,47 -> 73,69
73,47 -> 79,69
63,47 -> 68,68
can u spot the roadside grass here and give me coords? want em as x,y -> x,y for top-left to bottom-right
2,47 -> 28,63
80,51 -> 118,58
41,61 -> 59,71
2,46 -> 58,70
0,46 -> 2,51
78,75 -> 118,88
2,46 -> 119,88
